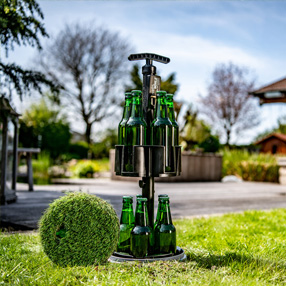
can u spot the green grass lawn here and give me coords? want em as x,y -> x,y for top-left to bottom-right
1,209 -> 286,285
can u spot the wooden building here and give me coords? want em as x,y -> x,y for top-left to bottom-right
250,77 -> 286,105
254,133 -> 286,154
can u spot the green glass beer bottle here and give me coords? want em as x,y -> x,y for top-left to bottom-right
154,196 -> 176,254
130,197 -> 151,258
166,93 -> 179,146
154,194 -> 169,230
117,196 -> 135,253
151,91 -> 172,171
125,90 -> 147,171
118,92 -> 132,145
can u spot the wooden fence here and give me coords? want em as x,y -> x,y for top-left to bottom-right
109,150 -> 222,182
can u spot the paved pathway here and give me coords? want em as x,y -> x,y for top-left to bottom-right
1,179 -> 286,229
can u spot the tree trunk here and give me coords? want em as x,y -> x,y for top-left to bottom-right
226,129 -> 231,146
85,123 -> 92,145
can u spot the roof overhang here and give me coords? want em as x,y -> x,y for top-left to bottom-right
249,77 -> 286,105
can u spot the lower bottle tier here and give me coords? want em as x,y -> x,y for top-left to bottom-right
109,246 -> 186,263
115,145 -> 181,177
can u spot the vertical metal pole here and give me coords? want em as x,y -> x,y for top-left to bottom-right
141,177 -> 155,228
140,60 -> 157,228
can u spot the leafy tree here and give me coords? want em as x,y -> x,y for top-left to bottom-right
0,0 -> 58,99
180,104 -> 213,151
91,128 -> 118,159
19,98 -> 71,159
160,73 -> 178,95
126,64 -> 142,91
200,62 -> 259,146
37,22 -> 130,144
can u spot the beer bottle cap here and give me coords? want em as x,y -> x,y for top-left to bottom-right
125,92 -> 132,99
158,194 -> 168,198
122,196 -> 133,202
156,91 -> 167,97
131,90 -> 142,96
159,196 -> 169,202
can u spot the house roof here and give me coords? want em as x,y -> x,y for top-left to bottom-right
255,132 -> 286,145
250,77 -> 286,95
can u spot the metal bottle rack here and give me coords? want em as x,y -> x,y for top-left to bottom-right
109,53 -> 186,263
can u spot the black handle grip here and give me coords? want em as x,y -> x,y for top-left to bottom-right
128,53 -> 170,64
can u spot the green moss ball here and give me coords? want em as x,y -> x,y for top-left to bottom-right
39,192 -> 119,266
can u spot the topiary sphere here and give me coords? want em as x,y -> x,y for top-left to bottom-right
39,192 -> 119,267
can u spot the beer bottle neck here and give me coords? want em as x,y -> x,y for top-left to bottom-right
130,96 -> 143,119
166,95 -> 177,123
122,98 -> 132,120
135,201 -> 149,226
158,200 -> 172,225
166,103 -> 176,123
155,97 -> 168,120
120,201 -> 135,225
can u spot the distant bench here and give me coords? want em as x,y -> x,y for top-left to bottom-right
17,148 -> 41,191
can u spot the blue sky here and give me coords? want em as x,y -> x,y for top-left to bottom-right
9,1 -> 286,144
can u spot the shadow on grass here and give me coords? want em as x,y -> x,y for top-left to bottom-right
186,251 -> 286,272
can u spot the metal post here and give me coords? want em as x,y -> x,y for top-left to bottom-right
142,60 -> 156,143
139,177 -> 155,228
141,60 -> 157,228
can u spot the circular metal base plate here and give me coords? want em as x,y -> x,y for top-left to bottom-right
109,247 -> 187,263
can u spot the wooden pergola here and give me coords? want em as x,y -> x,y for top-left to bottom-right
250,77 -> 286,105
0,97 -> 20,204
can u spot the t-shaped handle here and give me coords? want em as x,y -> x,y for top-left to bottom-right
128,53 -> 170,64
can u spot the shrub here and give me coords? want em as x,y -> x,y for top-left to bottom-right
68,141 -> 89,159
222,149 -> 279,183
39,192 -> 119,267
48,165 -> 67,178
238,161 -> 279,183
32,152 -> 51,184
90,142 -> 109,159
199,135 -> 220,153
71,160 -> 100,178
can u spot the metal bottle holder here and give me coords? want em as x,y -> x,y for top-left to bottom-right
109,53 -> 186,263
